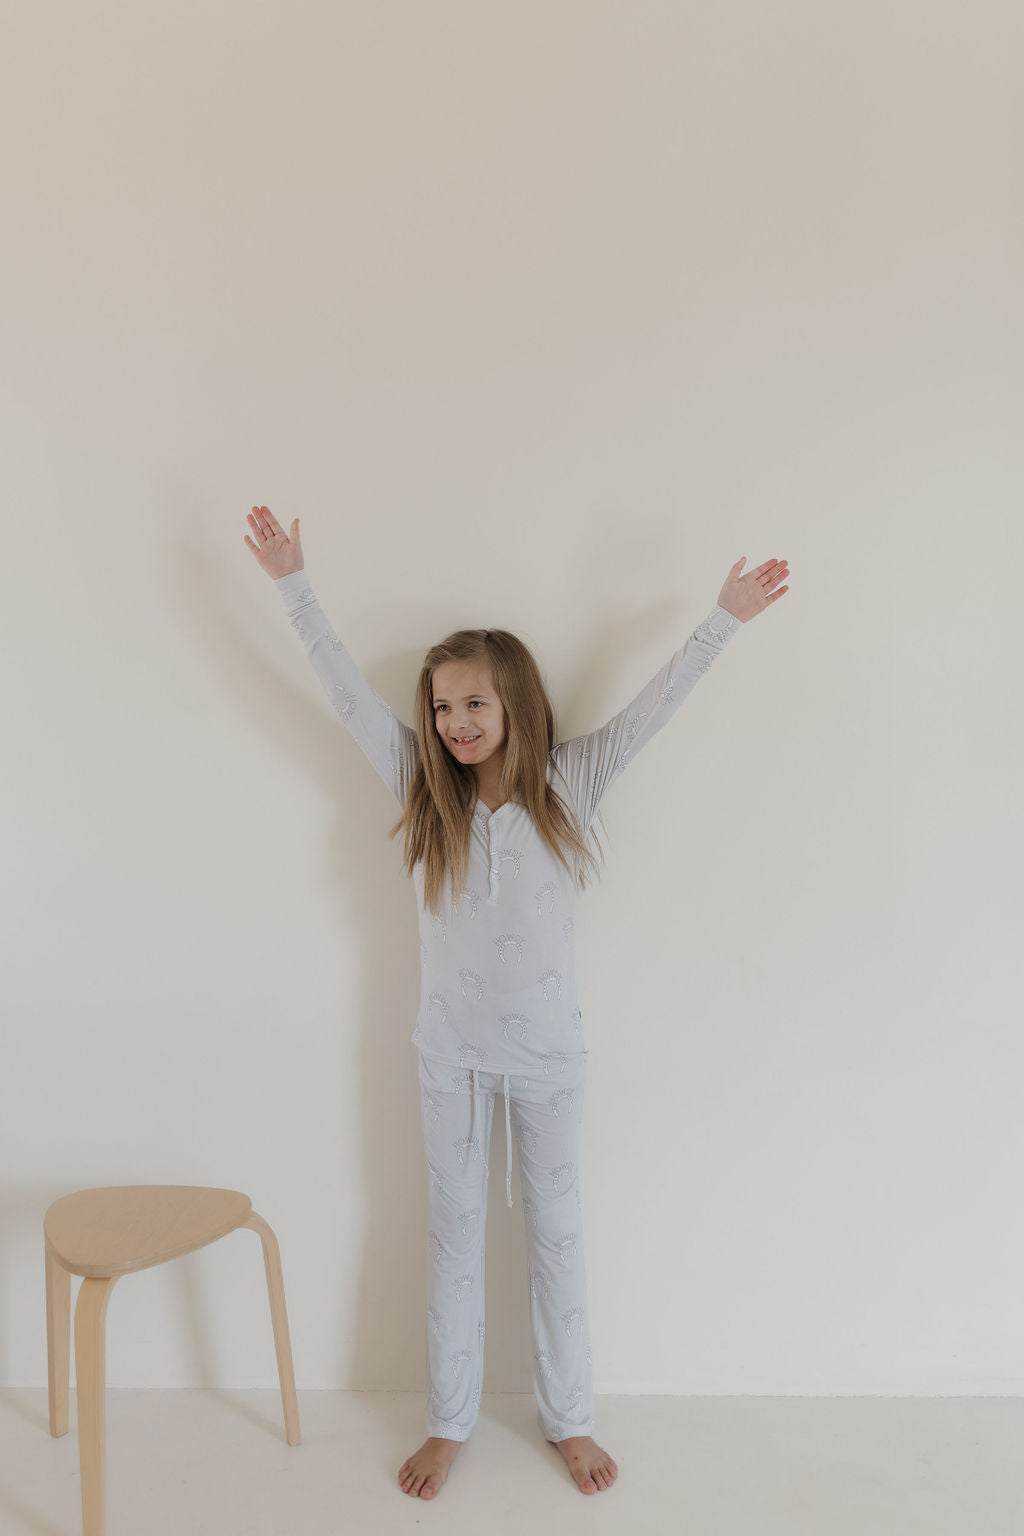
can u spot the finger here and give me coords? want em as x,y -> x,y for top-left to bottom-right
247,512 -> 269,543
260,505 -> 285,536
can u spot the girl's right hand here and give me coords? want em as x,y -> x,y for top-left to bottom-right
244,505 -> 305,579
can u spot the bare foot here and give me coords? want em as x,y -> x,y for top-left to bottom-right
398,1435 -> 464,1499
553,1434 -> 619,1493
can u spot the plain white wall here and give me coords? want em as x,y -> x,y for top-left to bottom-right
3,1 -> 1021,1395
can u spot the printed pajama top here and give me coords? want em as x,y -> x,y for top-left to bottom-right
274,568 -> 742,1201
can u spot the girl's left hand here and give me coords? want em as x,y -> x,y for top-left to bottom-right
717,556 -> 790,623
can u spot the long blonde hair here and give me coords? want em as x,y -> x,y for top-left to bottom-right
388,627 -> 603,917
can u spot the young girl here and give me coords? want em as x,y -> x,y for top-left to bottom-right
245,505 -> 789,1500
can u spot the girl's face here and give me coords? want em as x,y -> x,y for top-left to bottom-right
431,657 -> 507,769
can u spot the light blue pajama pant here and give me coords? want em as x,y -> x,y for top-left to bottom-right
417,1050 -> 594,1443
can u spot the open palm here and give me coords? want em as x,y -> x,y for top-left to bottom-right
717,556 -> 790,623
244,505 -> 304,580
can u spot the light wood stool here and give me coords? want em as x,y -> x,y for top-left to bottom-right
44,1185 -> 301,1536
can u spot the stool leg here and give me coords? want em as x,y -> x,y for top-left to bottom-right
242,1212 -> 301,1446
45,1243 -> 71,1437
75,1275 -> 118,1536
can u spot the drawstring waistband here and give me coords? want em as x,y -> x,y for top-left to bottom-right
468,1068 -> 514,1208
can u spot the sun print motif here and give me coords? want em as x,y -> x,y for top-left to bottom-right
490,848 -> 523,882
529,1263 -> 553,1301
500,1012 -> 529,1043
539,969 -> 564,1002
554,1232 -> 578,1267
535,1348 -> 556,1380
549,1086 -> 577,1117
453,1133 -> 483,1167
458,968 -> 486,1001
551,1161 -> 576,1195
448,1348 -> 472,1378
428,992 -> 449,1027
562,1305 -> 585,1338
332,683 -> 358,720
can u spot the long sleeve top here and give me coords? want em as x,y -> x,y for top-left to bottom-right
273,569 -> 743,1080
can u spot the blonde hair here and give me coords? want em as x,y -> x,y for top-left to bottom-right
387,627 -> 603,917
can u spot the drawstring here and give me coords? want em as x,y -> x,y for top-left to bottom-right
467,1068 -> 514,1209
503,1072 -> 513,1207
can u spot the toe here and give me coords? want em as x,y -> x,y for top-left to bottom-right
580,1474 -> 597,1493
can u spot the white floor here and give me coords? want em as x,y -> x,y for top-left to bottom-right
2,1389 -> 1022,1535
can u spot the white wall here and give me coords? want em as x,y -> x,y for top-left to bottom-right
3,1 -> 1021,1395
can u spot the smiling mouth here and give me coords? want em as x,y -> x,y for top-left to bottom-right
452,735 -> 481,744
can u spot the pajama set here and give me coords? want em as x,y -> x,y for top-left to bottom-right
273,567 -> 742,1441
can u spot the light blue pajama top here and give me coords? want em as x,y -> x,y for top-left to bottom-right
274,568 -> 742,1203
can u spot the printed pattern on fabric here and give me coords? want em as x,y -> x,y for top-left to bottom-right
273,567 -> 741,1076
418,1055 -> 595,1442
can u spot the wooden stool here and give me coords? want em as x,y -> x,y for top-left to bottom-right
44,1185 -> 301,1536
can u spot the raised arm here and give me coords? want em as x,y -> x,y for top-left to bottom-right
549,605 -> 741,835
245,506 -> 419,806
549,554 -> 790,834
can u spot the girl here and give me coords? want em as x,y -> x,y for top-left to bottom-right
244,505 -> 789,1499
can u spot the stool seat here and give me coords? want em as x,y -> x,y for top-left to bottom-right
45,1186 -> 253,1278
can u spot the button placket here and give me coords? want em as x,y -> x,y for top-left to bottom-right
488,837 -> 500,902
486,809 -> 501,903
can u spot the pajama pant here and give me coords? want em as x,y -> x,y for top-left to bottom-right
417,1050 -> 594,1443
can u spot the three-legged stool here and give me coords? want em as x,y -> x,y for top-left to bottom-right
44,1184 -> 301,1536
